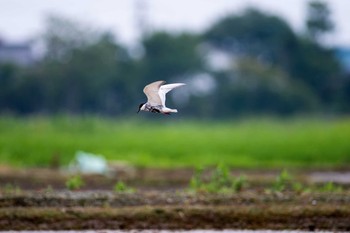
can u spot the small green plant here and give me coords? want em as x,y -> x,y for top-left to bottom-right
65,175 -> 84,190
267,170 -> 311,193
292,182 -> 304,193
319,181 -> 343,192
189,167 -> 205,190
232,175 -> 247,192
210,164 -> 231,188
44,185 -> 54,194
189,164 -> 247,193
114,181 -> 135,193
272,169 -> 293,192
1,183 -> 22,195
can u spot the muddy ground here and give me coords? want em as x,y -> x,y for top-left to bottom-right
0,166 -> 350,230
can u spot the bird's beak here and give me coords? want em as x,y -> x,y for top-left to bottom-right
137,109 -> 140,113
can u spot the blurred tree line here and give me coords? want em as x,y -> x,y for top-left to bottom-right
1,1 -> 349,117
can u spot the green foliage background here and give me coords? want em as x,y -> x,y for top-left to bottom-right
1,116 -> 349,168
1,3 -> 349,117
1,2 -> 349,169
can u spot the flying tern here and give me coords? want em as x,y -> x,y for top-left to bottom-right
137,80 -> 186,115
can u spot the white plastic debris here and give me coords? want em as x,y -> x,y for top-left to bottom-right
68,151 -> 108,174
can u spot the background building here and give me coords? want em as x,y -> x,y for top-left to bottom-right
0,38 -> 34,66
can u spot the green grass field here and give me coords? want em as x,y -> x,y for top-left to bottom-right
0,116 -> 349,168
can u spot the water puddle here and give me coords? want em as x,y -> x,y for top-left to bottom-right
310,171 -> 350,183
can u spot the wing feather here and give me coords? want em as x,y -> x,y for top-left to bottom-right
158,83 -> 186,106
143,80 -> 166,105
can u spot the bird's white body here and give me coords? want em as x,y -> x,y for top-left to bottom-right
138,81 -> 186,114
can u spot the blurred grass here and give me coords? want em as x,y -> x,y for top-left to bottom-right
0,116 -> 349,168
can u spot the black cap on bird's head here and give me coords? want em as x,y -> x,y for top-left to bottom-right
137,103 -> 145,113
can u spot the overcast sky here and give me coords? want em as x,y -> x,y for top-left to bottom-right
0,0 -> 349,47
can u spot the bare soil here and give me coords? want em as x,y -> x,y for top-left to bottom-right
0,166 -> 350,230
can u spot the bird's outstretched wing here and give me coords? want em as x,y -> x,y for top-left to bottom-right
159,83 -> 186,107
143,80 -> 166,106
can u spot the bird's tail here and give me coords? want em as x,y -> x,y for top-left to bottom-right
162,108 -> 178,114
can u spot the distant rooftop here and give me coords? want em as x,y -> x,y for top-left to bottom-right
0,38 -> 34,66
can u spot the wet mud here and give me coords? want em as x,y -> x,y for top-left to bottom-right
0,167 -> 350,230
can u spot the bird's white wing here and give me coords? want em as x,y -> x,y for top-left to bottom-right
159,83 -> 186,106
143,80 -> 166,106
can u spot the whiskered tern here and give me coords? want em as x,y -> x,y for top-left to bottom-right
137,80 -> 186,115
